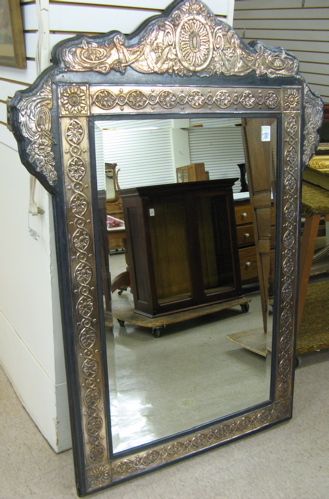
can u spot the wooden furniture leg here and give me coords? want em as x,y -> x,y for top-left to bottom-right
110,240 -> 131,294
111,269 -> 130,293
99,191 -> 112,311
242,117 -> 275,333
297,214 -> 321,333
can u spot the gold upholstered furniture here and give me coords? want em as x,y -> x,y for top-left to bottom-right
297,181 -> 329,353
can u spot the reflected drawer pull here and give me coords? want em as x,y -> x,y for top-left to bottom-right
242,212 -> 248,218
244,233 -> 250,238
245,261 -> 251,267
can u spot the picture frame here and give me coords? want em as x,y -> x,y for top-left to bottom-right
0,0 -> 26,68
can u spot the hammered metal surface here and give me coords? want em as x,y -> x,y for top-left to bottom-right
60,115 -> 109,469
16,79 -> 57,185
90,85 -> 281,114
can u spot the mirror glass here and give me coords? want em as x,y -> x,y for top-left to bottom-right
94,116 -> 277,453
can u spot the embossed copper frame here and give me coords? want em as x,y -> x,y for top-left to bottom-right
8,0 -> 323,496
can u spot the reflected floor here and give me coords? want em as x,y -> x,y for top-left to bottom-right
106,253 -> 272,454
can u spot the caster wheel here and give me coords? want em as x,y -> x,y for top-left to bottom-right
295,355 -> 301,368
241,303 -> 250,313
152,326 -> 164,338
118,319 -> 125,327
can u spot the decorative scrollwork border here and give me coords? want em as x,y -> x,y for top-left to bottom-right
56,82 -> 301,493
61,115 -> 109,470
85,399 -> 291,489
10,0 -> 322,193
277,88 -> 301,399
89,85 -> 281,114
16,79 -> 57,186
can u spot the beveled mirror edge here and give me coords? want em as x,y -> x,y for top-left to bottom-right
7,0 -> 323,496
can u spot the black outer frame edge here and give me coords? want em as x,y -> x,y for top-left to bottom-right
48,91 -> 89,496
52,195 -> 89,497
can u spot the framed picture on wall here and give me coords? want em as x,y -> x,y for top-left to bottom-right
0,0 -> 26,68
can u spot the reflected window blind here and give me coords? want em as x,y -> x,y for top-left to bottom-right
101,126 -> 175,189
188,125 -> 245,193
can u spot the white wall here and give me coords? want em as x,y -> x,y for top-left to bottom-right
0,0 -> 235,452
234,0 -> 329,103
0,0 -> 71,452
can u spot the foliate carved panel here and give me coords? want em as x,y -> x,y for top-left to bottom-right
87,464 -> 112,491
61,116 -> 109,470
59,85 -> 90,117
302,82 -> 324,168
90,86 -> 281,114
16,79 -> 57,186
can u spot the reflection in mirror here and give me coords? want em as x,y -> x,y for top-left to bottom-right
105,163 -> 120,201
94,117 -> 276,453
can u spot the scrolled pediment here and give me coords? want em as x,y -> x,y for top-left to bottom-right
58,0 -> 298,78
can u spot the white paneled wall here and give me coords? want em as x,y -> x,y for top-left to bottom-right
0,0 -> 68,454
0,0 -> 235,452
234,0 -> 329,102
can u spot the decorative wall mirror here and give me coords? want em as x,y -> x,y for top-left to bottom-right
9,0 -> 323,496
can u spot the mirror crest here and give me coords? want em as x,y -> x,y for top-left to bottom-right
9,0 -> 323,496
56,1 -> 298,78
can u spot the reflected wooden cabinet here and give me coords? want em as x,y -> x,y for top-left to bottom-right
106,199 -> 125,251
176,163 -> 209,183
120,179 -> 242,317
235,199 -> 275,284
106,199 -> 124,221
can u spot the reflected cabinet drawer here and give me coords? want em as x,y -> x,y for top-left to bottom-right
236,224 -> 255,246
234,202 -> 253,225
239,246 -> 258,282
239,246 -> 275,283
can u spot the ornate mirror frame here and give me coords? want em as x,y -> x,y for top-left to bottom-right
9,0 -> 323,496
